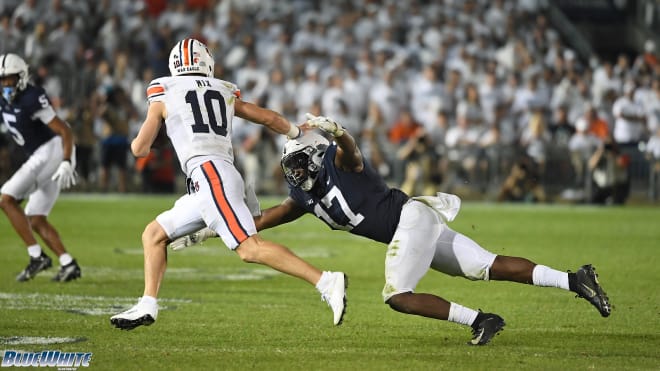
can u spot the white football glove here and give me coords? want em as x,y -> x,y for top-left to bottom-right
168,227 -> 218,251
305,113 -> 344,137
51,161 -> 78,190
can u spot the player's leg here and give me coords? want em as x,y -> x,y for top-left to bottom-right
0,193 -> 53,281
28,213 -> 81,282
0,193 -> 53,282
384,200 -> 503,345
234,234 -> 347,325
196,160 -> 303,280
236,234 -> 321,284
167,183 -> 259,252
28,215 -> 66,256
145,195 -> 205,299
0,143 -> 59,281
198,160 -> 347,325
140,220 -> 170,299
383,201 -> 445,317
25,183 -> 66,260
24,139 -> 80,282
434,226 -> 611,317
0,193 -> 39,246
195,161 -> 318,283
491,255 -> 611,317
432,228 -> 509,345
29,215 -> 65,255
0,148 -> 53,247
110,194 -> 205,330
488,255 -> 536,283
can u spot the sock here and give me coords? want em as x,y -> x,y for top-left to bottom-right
315,271 -> 332,293
59,253 -> 73,266
27,244 -> 42,258
138,296 -> 158,318
448,302 -> 479,327
532,265 -> 570,290
139,295 -> 158,308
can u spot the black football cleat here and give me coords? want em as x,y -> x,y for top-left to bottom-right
469,312 -> 505,346
573,264 -> 611,317
16,253 -> 52,281
52,259 -> 82,282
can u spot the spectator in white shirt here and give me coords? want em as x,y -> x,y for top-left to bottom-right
569,114 -> 602,187
612,82 -> 647,145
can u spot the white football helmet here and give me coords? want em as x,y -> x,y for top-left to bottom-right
168,39 -> 215,77
0,53 -> 29,103
281,132 -> 330,191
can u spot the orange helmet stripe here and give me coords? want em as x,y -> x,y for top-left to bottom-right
182,39 -> 190,66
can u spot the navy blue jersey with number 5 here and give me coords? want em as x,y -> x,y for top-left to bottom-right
0,84 -> 56,156
288,144 -> 410,244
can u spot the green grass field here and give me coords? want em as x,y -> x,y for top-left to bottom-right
1,194 -> 659,370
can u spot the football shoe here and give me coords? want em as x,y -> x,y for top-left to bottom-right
320,272 -> 348,326
573,264 -> 611,317
110,301 -> 158,330
52,259 -> 81,282
16,253 -> 52,282
469,312 -> 505,346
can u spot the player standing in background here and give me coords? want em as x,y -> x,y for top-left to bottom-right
0,53 -> 81,282
173,114 -> 612,345
110,39 -> 346,330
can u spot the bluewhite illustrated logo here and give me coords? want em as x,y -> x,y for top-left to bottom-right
1,350 -> 92,368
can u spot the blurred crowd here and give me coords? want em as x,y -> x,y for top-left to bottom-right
0,0 -> 659,204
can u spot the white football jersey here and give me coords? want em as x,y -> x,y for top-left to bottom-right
147,75 -> 240,174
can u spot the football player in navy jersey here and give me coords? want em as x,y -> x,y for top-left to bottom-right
171,114 -> 612,345
0,53 -> 81,282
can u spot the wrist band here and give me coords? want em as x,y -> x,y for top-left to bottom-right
286,125 -> 301,139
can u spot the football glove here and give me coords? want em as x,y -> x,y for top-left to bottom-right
168,227 -> 217,251
305,113 -> 344,137
51,161 -> 78,190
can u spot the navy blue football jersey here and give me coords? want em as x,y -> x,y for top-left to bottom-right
288,144 -> 410,243
0,84 -> 56,156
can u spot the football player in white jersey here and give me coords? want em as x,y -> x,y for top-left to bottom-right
110,39 -> 347,330
0,53 -> 81,282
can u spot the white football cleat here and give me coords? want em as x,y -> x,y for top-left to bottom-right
168,227 -> 217,251
320,272 -> 348,326
110,300 -> 158,330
